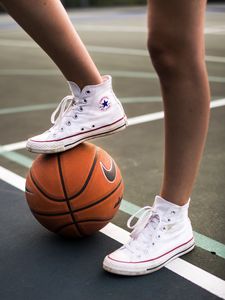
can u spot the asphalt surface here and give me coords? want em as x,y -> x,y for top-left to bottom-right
0,4 -> 225,298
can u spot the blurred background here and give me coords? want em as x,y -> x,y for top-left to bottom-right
0,0 -> 225,12
61,0 -> 225,7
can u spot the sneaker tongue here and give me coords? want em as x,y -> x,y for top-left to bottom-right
67,81 -> 81,97
146,214 -> 160,231
132,214 -> 159,242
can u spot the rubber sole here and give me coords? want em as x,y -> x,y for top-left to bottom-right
26,118 -> 127,154
103,242 -> 195,276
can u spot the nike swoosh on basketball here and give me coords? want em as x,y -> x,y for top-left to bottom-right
100,159 -> 116,182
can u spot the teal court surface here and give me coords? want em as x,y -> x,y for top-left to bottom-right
0,4 -> 225,300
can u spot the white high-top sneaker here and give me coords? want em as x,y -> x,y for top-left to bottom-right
26,75 -> 127,153
103,195 -> 195,276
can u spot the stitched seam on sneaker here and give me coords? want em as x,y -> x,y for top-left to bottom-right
108,237 -> 194,264
30,116 -> 126,143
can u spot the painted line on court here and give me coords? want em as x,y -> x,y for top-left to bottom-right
0,151 -> 33,169
0,141 -> 27,152
0,165 -> 224,299
0,39 -> 224,64
0,96 -> 223,117
0,103 -> 56,115
1,147 -> 225,260
0,97 -> 224,117
0,19 -> 225,34
74,24 -> 225,35
128,98 -> 225,126
76,24 -> 225,35
0,98 -> 224,152
0,98 -> 225,258
210,98 -> 225,108
1,21 -> 225,35
0,165 -> 26,191
0,97 -> 162,116
0,68 -> 224,84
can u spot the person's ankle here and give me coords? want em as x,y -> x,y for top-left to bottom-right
153,195 -> 190,219
159,193 -> 190,207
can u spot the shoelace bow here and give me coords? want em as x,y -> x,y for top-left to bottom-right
50,95 -> 86,128
127,206 -> 160,238
125,206 -> 161,252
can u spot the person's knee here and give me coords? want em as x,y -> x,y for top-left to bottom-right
147,32 -> 202,81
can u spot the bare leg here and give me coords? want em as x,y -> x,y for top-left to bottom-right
1,0 -> 102,88
147,0 -> 210,205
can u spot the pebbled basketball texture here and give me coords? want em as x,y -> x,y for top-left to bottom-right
25,142 -> 124,238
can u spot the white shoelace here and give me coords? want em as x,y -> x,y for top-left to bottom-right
50,95 -> 87,130
125,206 -> 161,253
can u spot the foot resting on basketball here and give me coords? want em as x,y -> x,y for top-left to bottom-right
103,195 -> 195,276
26,75 -> 127,153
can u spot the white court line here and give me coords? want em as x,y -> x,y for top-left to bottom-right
0,68 -> 224,84
210,98 -> 225,108
1,21 -> 224,34
0,165 -> 224,299
128,98 -> 225,126
75,24 -> 225,35
0,98 -> 224,154
128,111 -> 164,126
0,39 -> 224,64
0,141 -> 27,152
0,165 -> 26,191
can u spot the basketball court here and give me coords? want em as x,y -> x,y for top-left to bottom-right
0,4 -> 225,299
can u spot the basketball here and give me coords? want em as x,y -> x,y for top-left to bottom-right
25,142 -> 124,238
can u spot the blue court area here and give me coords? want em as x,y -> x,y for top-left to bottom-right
0,4 -> 225,300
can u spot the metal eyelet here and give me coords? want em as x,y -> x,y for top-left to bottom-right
66,121 -> 71,126
168,218 -> 171,222
85,90 -> 91,95
171,211 -> 176,214
92,125 -> 95,128
152,242 -> 155,246
60,127 -> 64,132
158,235 -> 160,238
163,226 -> 166,230
79,106 -> 83,111
84,99 -> 87,103
81,128 -> 84,131
73,114 -> 78,119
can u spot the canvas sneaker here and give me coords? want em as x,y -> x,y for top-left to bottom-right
103,195 -> 195,276
26,75 -> 127,153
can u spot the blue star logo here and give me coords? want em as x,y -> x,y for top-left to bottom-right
99,97 -> 110,110
102,99 -> 109,108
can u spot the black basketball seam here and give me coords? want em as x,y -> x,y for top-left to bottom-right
57,154 -> 83,237
114,195 -> 123,208
68,148 -> 98,200
29,170 -> 66,202
25,186 -> 32,193
28,149 -> 99,202
59,178 -> 123,213
31,179 -> 123,217
55,217 -> 113,233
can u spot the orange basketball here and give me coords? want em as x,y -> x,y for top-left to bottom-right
25,142 -> 124,238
